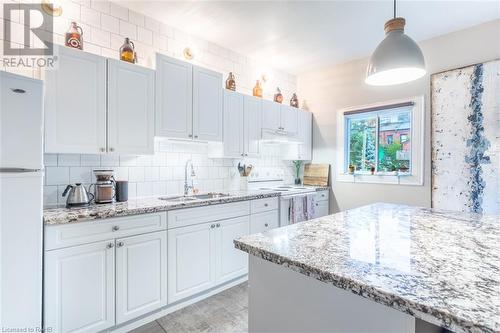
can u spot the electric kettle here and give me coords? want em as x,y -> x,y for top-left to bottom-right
62,183 -> 94,207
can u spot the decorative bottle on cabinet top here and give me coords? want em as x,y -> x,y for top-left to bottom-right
290,93 -> 299,108
253,80 -> 263,98
119,38 -> 136,63
225,72 -> 236,91
274,87 -> 283,103
65,22 -> 83,50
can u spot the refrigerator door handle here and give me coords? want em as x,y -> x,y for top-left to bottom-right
0,167 -> 43,173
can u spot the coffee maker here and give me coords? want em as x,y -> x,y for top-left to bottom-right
90,169 -> 115,204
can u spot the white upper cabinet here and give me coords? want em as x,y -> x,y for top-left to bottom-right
261,100 -> 281,132
261,100 -> 298,135
193,66 -> 223,141
107,59 -> 155,155
45,46 -> 106,154
155,54 -> 193,139
243,95 -> 262,157
115,231 -> 167,324
222,91 -> 262,158
44,240 -> 115,333
280,105 -> 298,135
223,90 -> 244,158
297,109 -> 312,160
155,54 -> 223,142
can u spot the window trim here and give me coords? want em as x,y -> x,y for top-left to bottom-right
337,96 -> 425,186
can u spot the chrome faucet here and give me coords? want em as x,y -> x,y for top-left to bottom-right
184,159 -> 196,196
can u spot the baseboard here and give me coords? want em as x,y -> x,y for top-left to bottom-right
107,275 -> 248,333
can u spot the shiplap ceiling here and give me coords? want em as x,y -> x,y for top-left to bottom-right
119,1 -> 500,74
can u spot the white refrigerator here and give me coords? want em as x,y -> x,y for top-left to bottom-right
0,71 -> 43,330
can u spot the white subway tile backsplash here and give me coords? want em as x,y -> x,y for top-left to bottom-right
101,13 -> 119,33
100,154 -> 119,167
137,26 -> 153,45
43,185 -> 58,206
145,17 -> 160,33
46,167 -> 70,185
114,167 -> 129,181
110,2 -> 128,20
128,167 -> 145,182
58,154 -> 80,166
44,154 -> 58,167
159,167 -> 172,181
144,167 -> 160,181
69,167 -> 92,184
80,154 -> 101,166
91,27 -> 111,47
120,155 -> 137,166
136,155 -> 153,166
91,0 -> 110,14
119,20 -> 137,39
127,182 -> 137,198
128,10 -> 145,27
81,6 -> 101,27
136,182 -> 152,197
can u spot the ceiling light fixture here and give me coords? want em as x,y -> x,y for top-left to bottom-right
365,0 -> 426,86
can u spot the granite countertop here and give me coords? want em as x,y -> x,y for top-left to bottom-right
44,190 -> 280,225
235,203 -> 500,333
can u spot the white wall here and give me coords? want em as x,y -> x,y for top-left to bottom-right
0,0 -> 299,206
298,19 -> 500,212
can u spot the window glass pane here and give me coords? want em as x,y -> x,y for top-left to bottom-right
378,110 -> 411,172
347,117 -> 377,172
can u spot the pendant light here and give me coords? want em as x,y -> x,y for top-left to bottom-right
365,0 -> 426,86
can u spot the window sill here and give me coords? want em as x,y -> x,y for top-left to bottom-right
337,172 -> 422,185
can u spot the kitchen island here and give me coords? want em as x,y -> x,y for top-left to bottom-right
235,203 -> 500,333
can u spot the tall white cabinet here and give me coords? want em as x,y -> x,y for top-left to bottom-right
45,47 -> 107,154
44,47 -> 155,155
156,54 -> 223,142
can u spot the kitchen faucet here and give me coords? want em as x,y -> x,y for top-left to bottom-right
184,159 -> 196,196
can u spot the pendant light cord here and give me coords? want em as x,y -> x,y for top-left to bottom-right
393,0 -> 397,19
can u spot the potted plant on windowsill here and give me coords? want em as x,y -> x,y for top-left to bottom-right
348,164 -> 356,175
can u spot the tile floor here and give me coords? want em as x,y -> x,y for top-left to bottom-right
131,282 -> 248,333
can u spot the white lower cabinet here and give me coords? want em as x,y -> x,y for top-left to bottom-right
314,200 -> 329,218
250,210 -> 279,234
44,240 -> 115,333
216,216 -> 250,284
116,231 -> 167,324
167,222 -> 216,303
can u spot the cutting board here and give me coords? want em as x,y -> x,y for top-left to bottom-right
303,164 -> 330,186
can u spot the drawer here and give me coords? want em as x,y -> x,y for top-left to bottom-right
250,210 -> 279,234
314,190 -> 329,202
168,201 -> 250,229
250,197 -> 279,214
45,212 -> 167,250
314,200 -> 329,218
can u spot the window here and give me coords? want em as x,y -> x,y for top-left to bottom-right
346,106 -> 411,173
338,97 -> 424,185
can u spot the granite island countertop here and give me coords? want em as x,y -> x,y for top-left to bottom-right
44,190 -> 281,225
234,203 -> 500,333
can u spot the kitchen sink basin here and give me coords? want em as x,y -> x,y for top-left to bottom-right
158,195 -> 198,202
158,193 -> 231,202
193,193 -> 231,199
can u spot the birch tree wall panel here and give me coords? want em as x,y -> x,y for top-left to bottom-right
431,60 -> 500,214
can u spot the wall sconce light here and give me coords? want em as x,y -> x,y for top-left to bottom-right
41,0 -> 63,17
183,47 -> 194,60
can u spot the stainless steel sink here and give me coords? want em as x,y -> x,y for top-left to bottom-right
158,193 -> 231,202
193,193 -> 231,199
158,195 -> 198,202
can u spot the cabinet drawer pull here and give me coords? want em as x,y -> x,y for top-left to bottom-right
106,243 -> 114,249
194,135 -> 198,139
112,226 -> 120,231
109,147 -> 115,152
117,241 -> 124,248
188,134 -> 193,138
216,223 -> 220,228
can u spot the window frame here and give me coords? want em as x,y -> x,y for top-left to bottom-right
337,96 -> 425,186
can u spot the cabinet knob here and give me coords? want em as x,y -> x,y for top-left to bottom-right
216,223 -> 220,228
109,147 -> 115,152
188,134 -> 193,138
241,153 -> 244,156
117,241 -> 124,248
316,203 -> 319,206
264,203 -> 268,207
210,224 -> 215,229
244,153 -> 248,156
106,243 -> 114,249
264,223 -> 269,227
100,147 -> 105,152
112,225 -> 120,231
194,135 -> 198,139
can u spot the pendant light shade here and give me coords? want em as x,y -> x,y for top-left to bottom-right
366,16 -> 426,86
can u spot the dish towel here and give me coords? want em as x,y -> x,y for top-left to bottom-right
289,196 -> 307,224
305,194 -> 316,220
